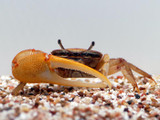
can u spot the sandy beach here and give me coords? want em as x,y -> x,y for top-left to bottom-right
0,75 -> 159,120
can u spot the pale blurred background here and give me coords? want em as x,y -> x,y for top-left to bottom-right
0,0 -> 159,75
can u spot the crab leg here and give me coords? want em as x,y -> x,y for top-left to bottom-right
121,63 -> 139,92
108,58 -> 139,92
12,82 -> 26,95
128,63 -> 157,84
96,54 -> 110,76
108,58 -> 156,83
108,63 -> 123,75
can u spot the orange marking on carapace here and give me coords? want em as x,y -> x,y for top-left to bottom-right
32,49 -> 36,52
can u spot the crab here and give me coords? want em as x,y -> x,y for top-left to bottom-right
11,40 -> 156,95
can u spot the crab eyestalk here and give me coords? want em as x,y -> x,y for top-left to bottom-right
12,49 -> 112,95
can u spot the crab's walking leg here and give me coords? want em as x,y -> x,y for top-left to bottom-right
121,64 -> 139,92
96,54 -> 110,76
128,63 -> 157,84
108,58 -> 139,92
12,82 -> 26,95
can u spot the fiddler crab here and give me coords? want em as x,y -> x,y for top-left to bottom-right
12,40 -> 156,95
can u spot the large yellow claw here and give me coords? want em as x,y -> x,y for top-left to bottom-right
12,49 -> 112,95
